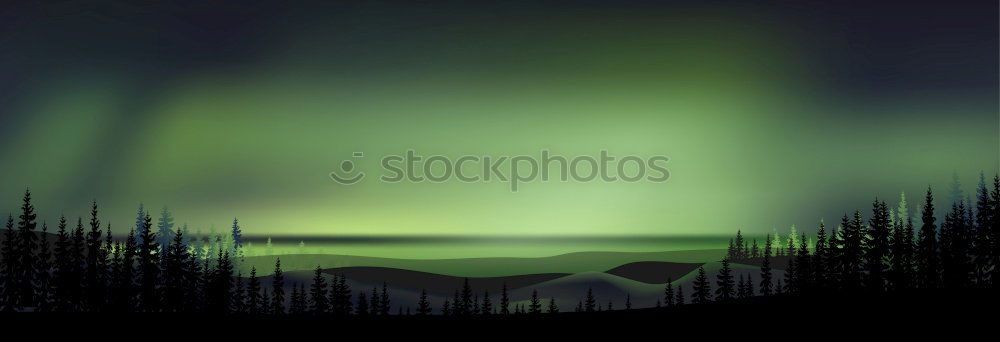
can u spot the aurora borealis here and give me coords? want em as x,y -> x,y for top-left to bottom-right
0,1 -> 996,238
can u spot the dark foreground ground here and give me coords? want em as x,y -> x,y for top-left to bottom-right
3,289 -> 994,336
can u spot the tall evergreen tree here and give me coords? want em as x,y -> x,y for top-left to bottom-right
481,290 -> 492,316
675,285 -> 685,306
692,266 -> 711,304
308,266 -> 328,314
940,201 -> 972,288
156,207 -> 174,255
163,228 -> 189,312
15,190 -> 38,309
416,289 -> 431,315
136,212 -> 160,311
271,258 -> 285,315
795,232 -> 812,293
355,291 -> 369,316
972,173 -> 992,287
69,218 -> 85,309
208,250 -> 234,313
715,259 -> 735,301
813,220 -> 829,291
499,282 -> 510,315
759,234 -> 774,296
584,287 -> 596,312
232,272 -> 246,313
865,199 -> 890,292
915,187 -> 940,288
840,211 -> 865,292
0,215 -> 18,311
35,222 -> 52,311
528,289 -> 542,314
246,267 -> 261,315
84,200 -> 107,311
379,282 -> 391,316
547,296 -> 559,314
664,277 -> 675,306
889,192 -> 913,291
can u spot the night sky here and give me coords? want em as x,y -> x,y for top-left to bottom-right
1,0 -> 997,236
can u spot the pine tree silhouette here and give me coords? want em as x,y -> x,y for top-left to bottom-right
499,282 -> 510,315
309,266 -> 328,314
136,211 -> 160,311
209,250 -> 234,313
866,199 -> 890,292
10,190 -> 39,310
795,232 -> 812,294
759,234 -> 773,296
163,228 -> 188,312
83,200 -> 106,311
481,290 -> 492,316
441,297 -> 451,316
70,218 -> 85,309
840,211 -> 865,292
714,259 -> 735,301
784,235 -> 797,294
233,272 -> 246,314
528,289 -> 542,314
271,258 -> 285,315
416,289 -> 431,315
0,215 -> 17,311
35,222 -> 52,311
813,220 -> 829,291
692,266 -> 710,304
379,282 -> 391,316
664,277 -> 675,306
675,285 -> 685,306
915,187 -> 940,289
369,286 -> 380,317
547,297 -> 559,314
584,287 -> 596,312
972,174 -> 992,287
624,293 -> 631,310
246,267 -> 261,315
355,290 -> 369,316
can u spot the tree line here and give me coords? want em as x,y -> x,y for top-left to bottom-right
1,172 -> 997,315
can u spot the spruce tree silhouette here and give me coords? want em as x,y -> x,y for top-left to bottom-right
692,266 -> 710,304
0,215 -> 17,311
163,228 -> 188,312
290,283 -> 304,315
70,218 -> 85,309
369,286 -> 380,317
584,287 -> 596,312
35,222 -> 52,311
991,175 -> 1000,289
84,200 -> 106,311
260,288 -> 271,315
209,250 -> 234,313
15,190 -> 38,309
441,297 -> 451,316
795,232 -> 812,294
247,267 -> 261,315
233,272 -> 246,314
783,236 -> 797,294
916,187 -> 940,289
459,278 -> 473,316
840,211 -> 865,292
624,293 -> 631,310
528,289 -> 542,314
500,282 -> 510,315
813,220 -> 829,291
271,258 -> 285,315
664,277 -> 675,306
675,285 -> 685,306
309,266 -> 328,314
481,290 -> 492,316
972,174 -> 992,287
866,199 -> 890,292
379,282 -> 391,316
136,211 -> 160,311
356,290 -> 369,316
715,259 -> 735,301
548,297 -> 559,314
416,289 -> 431,315
759,234 -> 773,296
